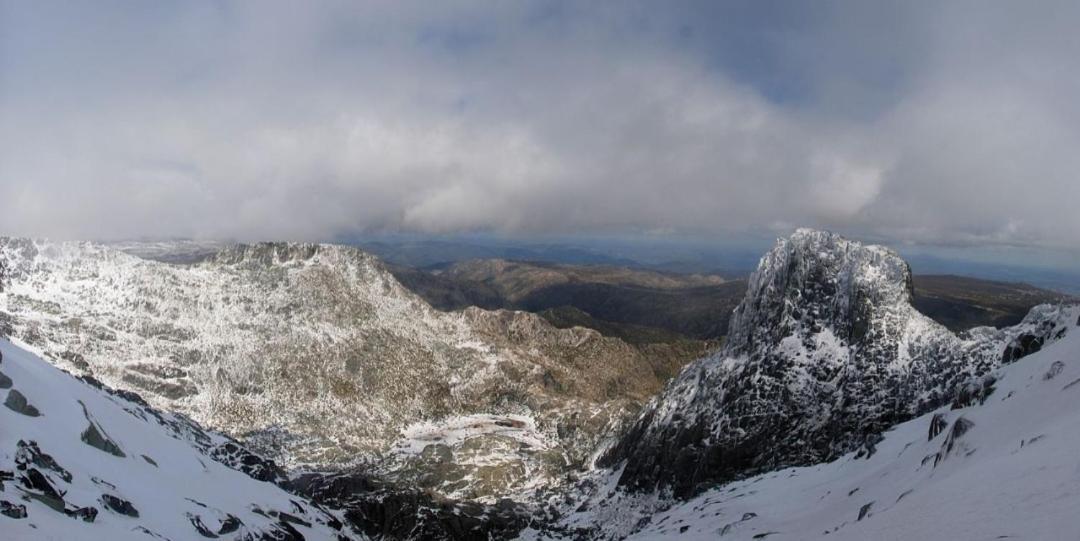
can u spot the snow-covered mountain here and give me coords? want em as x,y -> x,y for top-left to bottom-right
0,336 -> 360,540
0,239 -> 669,501
600,229 -> 1070,498
551,302 -> 1080,539
3,230 -> 1077,540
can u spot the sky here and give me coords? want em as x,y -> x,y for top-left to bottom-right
2,1 -> 1080,270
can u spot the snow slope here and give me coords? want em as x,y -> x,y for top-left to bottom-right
623,304 -> 1080,540
0,336 -> 359,540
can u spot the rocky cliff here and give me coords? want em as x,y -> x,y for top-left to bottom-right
601,229 -> 1074,498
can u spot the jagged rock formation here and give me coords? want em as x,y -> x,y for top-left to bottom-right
4,230 -> 1076,540
0,239 -> 672,500
0,337 -> 359,540
566,303 -> 1080,540
601,229 -> 1075,498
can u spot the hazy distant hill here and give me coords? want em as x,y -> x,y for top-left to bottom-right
389,259 -> 1073,343
911,274 -> 1073,331
387,259 -> 744,341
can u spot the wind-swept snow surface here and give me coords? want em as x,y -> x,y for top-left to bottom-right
0,337 -> 359,540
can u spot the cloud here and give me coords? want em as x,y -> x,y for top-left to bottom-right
0,1 -> 1078,253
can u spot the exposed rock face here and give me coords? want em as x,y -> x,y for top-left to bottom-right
286,471 -> 535,541
601,229 -> 1074,498
5,388 -> 40,417
101,494 -> 140,517
0,238 -> 668,500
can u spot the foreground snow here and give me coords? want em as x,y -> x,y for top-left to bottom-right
0,337 -> 358,540
614,307 -> 1080,539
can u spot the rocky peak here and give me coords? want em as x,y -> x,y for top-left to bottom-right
602,229 -> 1067,499
727,228 -> 913,355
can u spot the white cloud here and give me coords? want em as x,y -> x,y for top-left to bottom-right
0,1 -> 1078,254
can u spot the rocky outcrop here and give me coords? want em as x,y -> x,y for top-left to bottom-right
101,494 -> 140,517
5,388 -> 40,416
601,229 -> 1076,498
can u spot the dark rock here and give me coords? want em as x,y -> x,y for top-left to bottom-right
4,389 -> 41,417
59,350 -> 90,371
77,375 -> 105,390
680,525 -> 690,533
857,501 -> 874,521
943,417 -> 975,455
1,500 -> 27,519
90,476 -> 116,490
854,434 -> 884,459
142,454 -> 159,467
273,520 -> 306,541
101,494 -> 140,517
0,370 -> 11,389
218,514 -> 244,534
209,441 -> 285,484
81,421 -> 126,457
1043,361 -> 1065,380
16,440 -> 73,483
273,510 -> 312,528
64,505 -> 98,522
951,375 -> 996,409
18,468 -> 66,511
928,413 -> 949,441
187,512 -> 220,538
78,400 -> 126,457
1002,333 -> 1044,363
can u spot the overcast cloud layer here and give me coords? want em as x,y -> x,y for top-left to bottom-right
1,1 -> 1079,252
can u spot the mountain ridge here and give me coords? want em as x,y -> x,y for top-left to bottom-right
0,237 -> 676,502
600,229 -> 1075,498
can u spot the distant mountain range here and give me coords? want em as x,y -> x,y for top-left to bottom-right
1,231 -> 1077,540
385,258 -> 1071,344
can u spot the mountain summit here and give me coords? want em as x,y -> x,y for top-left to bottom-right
601,229 -> 1073,498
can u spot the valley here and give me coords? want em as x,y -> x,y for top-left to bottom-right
0,231 -> 1076,540
386,256 -> 1070,345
